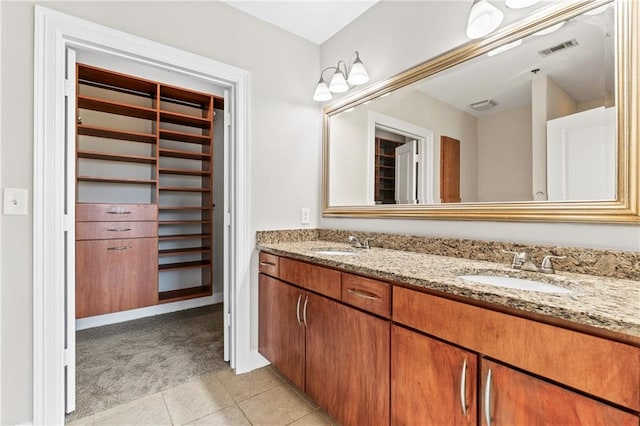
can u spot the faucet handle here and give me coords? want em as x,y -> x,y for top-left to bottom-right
363,238 -> 374,249
540,255 -> 566,273
502,250 -> 528,269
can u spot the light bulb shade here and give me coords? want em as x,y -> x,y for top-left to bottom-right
505,0 -> 541,9
347,55 -> 369,85
329,70 -> 349,93
313,80 -> 332,102
466,0 -> 504,39
533,21 -> 565,36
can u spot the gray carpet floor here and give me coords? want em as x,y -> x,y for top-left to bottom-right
65,304 -> 227,423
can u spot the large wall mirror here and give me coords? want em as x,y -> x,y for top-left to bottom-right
323,0 -> 639,223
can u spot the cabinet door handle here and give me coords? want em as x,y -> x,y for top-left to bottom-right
296,294 -> 302,326
107,246 -> 131,251
460,358 -> 468,417
484,368 -> 493,426
347,288 -> 379,301
302,296 -> 309,327
259,261 -> 276,267
106,228 -> 131,232
106,210 -> 131,215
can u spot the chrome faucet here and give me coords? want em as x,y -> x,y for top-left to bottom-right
348,235 -> 372,249
502,250 -> 566,274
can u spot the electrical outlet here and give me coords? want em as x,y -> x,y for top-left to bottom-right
301,207 -> 310,225
3,188 -> 28,215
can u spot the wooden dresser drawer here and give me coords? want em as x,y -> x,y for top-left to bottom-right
393,286 -> 640,411
279,257 -> 341,299
76,221 -> 157,240
259,252 -> 279,277
341,273 -> 390,318
76,203 -> 157,222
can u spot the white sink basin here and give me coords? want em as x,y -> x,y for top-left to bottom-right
314,248 -> 360,256
459,275 -> 571,294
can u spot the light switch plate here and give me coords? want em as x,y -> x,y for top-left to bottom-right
3,188 -> 28,215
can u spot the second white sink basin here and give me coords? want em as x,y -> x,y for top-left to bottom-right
459,275 -> 571,294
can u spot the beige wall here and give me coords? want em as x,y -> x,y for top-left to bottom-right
319,1 -> 640,250
0,2 -> 320,423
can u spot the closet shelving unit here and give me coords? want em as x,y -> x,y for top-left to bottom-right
75,63 -> 223,316
374,137 -> 403,204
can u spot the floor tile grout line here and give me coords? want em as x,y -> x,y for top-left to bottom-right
159,391 -> 176,426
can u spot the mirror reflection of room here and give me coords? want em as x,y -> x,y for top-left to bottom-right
328,3 -> 616,207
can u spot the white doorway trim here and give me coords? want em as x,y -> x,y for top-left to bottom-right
33,6 -> 253,424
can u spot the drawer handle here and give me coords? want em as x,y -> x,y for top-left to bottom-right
259,261 -> 276,267
106,228 -> 132,232
484,368 -> 493,426
460,359 -> 468,417
106,210 -> 131,215
107,246 -> 131,251
296,294 -> 302,326
347,288 -> 379,301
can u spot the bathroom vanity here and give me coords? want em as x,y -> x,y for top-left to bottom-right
257,239 -> 639,426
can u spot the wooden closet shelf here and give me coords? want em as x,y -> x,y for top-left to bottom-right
160,111 -> 211,129
158,285 -> 213,304
159,129 -> 211,145
376,165 -> 395,170
158,233 -> 211,241
158,167 -> 211,177
78,125 -> 157,144
378,176 -> 395,181
377,153 -> 396,159
161,85 -> 212,108
158,247 -> 211,256
77,150 -> 156,164
159,186 -> 210,193
78,64 -> 158,95
159,148 -> 211,160
159,220 -> 212,225
159,260 -> 211,271
159,206 -> 213,211
78,96 -> 157,120
77,175 -> 156,185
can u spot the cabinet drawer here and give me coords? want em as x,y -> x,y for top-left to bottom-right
279,257 -> 341,299
76,203 -> 157,222
341,273 -> 390,318
259,252 -> 279,277
76,221 -> 157,240
393,286 -> 640,411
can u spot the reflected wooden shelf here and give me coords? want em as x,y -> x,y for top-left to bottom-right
78,96 -> 156,120
158,285 -> 213,304
76,175 -> 156,185
78,124 -> 157,144
77,150 -> 156,164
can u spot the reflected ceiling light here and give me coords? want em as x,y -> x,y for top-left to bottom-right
487,39 -> 523,56
533,21 -> 565,36
505,0 -> 541,8
584,4 -> 610,15
313,51 -> 369,102
466,0 -> 504,39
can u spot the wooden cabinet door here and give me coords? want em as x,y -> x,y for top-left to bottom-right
76,237 -> 158,318
392,325 -> 477,426
481,359 -> 639,426
258,274 -> 305,390
305,292 -> 390,426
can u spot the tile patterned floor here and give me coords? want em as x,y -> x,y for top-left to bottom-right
67,366 -> 339,426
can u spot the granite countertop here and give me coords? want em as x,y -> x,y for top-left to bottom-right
258,240 -> 640,342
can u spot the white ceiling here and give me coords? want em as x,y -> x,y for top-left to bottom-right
221,1 -> 379,45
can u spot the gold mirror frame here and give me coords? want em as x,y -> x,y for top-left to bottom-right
322,0 -> 639,223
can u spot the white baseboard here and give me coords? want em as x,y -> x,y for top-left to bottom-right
76,292 -> 223,330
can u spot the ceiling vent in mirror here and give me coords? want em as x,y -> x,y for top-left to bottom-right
468,99 -> 497,111
539,39 -> 579,57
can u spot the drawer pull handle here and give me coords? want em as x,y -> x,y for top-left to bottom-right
259,261 -> 276,267
296,294 -> 302,326
302,296 -> 309,327
347,288 -> 379,301
106,210 -> 131,215
107,246 -> 131,251
484,368 -> 492,426
460,359 -> 468,417
106,228 -> 132,232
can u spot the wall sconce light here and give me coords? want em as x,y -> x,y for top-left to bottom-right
313,51 -> 369,102
466,0 -> 504,39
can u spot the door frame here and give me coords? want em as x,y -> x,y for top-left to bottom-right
33,6 -> 253,424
